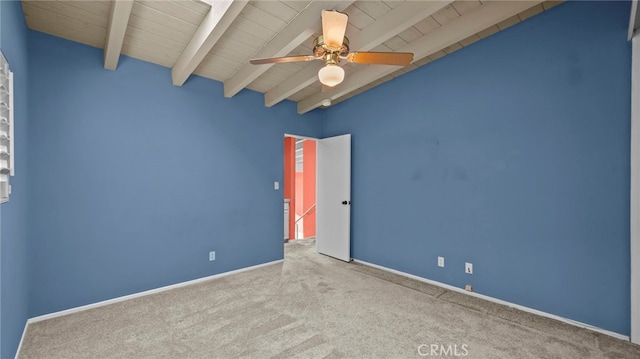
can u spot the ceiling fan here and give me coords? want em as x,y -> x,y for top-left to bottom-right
249,10 -> 414,88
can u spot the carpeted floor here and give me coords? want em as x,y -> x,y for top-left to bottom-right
18,239 -> 640,358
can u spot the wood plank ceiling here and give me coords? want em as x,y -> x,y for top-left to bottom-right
22,0 -> 562,114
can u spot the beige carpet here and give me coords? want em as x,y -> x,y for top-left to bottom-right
18,239 -> 640,358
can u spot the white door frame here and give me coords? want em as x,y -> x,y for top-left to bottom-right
283,133 -> 352,262
283,134 -> 319,243
284,134 -> 318,141
631,33 -> 640,345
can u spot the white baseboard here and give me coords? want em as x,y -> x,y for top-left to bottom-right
26,259 -> 284,324
352,259 -> 629,342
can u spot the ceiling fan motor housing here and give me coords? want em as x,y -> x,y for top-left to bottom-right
313,35 -> 350,59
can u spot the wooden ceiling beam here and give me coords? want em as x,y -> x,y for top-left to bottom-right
172,0 -> 248,86
104,0 -> 134,71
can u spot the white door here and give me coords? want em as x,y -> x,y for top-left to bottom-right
316,134 -> 351,262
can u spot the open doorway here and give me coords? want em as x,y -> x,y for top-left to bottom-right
284,135 -> 317,242
284,133 -> 352,261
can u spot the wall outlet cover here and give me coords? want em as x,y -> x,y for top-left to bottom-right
465,262 -> 473,274
437,256 -> 445,267
209,251 -> 216,261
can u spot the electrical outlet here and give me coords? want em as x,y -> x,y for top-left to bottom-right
209,251 -> 216,261
465,262 -> 473,274
274,181 -> 279,190
465,284 -> 473,292
437,256 -> 445,267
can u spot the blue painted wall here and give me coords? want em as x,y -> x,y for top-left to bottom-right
27,32 -> 321,317
0,1 -> 30,358
323,1 -> 631,335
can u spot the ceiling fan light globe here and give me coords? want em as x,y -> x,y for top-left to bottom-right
318,64 -> 344,87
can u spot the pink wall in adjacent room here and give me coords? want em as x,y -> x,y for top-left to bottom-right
303,140 -> 316,238
283,137 -> 296,240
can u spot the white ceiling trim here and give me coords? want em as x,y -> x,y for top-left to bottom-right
172,0 -> 248,86
104,0 -> 134,70
222,0 -> 355,99
264,0 -> 454,108
297,0 -> 545,114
